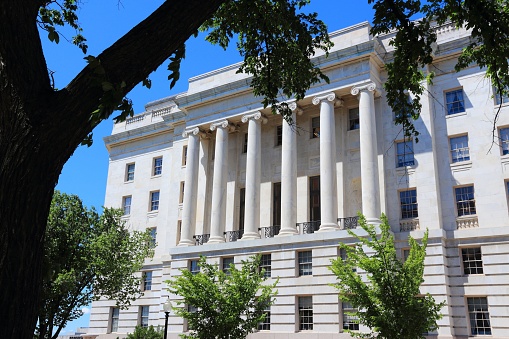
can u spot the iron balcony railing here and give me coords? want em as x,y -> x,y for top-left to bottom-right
224,230 -> 244,242
297,220 -> 320,234
337,216 -> 359,230
258,225 -> 281,238
193,234 -> 210,246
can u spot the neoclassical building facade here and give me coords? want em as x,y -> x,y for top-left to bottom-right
88,21 -> 509,338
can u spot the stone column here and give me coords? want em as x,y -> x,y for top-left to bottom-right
278,103 -> 301,236
240,111 -> 267,240
208,120 -> 234,243
312,92 -> 340,231
179,127 -> 202,246
351,82 -> 381,224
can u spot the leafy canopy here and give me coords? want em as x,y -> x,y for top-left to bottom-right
167,255 -> 277,339
330,214 -> 444,339
126,325 -> 164,339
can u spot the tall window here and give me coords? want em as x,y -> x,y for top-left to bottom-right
125,163 -> 135,182
189,259 -> 200,275
445,89 -> 465,115
499,127 -> 509,155
309,176 -> 320,222
298,296 -> 313,330
342,302 -> 359,331
260,254 -> 271,278
273,182 -> 281,227
239,188 -> 245,233
122,196 -> 132,215
298,251 -> 312,276
153,157 -> 163,176
148,227 -> 157,248
222,257 -> 234,275
110,307 -> 119,333
349,107 -> 360,130
140,306 -> 149,328
400,189 -> 418,219
142,271 -> 152,291
396,139 -> 415,167
467,297 -> 491,335
462,247 -> 484,275
450,135 -> 470,163
179,182 -> 185,204
311,116 -> 320,138
455,186 -> 476,216
275,125 -> 283,146
242,133 -> 248,153
340,247 -> 356,272
150,191 -> 160,211
258,306 -> 271,331
182,145 -> 188,166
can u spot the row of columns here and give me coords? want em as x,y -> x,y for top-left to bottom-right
179,83 -> 380,246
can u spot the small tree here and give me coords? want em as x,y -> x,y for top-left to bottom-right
37,191 -> 154,339
168,255 -> 277,339
126,325 -> 164,339
330,214 -> 444,339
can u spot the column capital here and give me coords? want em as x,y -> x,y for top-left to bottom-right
210,120 -> 236,132
241,111 -> 268,124
312,92 -> 342,106
351,82 -> 377,96
182,127 -> 200,138
288,102 -> 304,115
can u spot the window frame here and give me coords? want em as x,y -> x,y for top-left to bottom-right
182,145 -> 188,166
449,134 -> 470,163
122,195 -> 132,216
242,133 -> 248,153
399,189 -> 418,219
298,251 -> 312,276
445,88 -> 466,115
342,301 -> 359,331
258,305 -> 271,331
260,254 -> 271,278
189,259 -> 200,275
179,181 -> 185,204
110,307 -> 120,333
455,185 -> 476,217
150,191 -> 160,211
499,127 -> 509,156
142,271 -> 152,291
140,306 -> 150,328
148,227 -> 157,249
153,156 -> 163,176
348,107 -> 360,131
396,139 -> 415,167
298,296 -> 313,331
466,297 -> 492,335
311,116 -> 320,139
275,125 -> 283,146
461,247 -> 484,275
125,163 -> 135,182
222,257 -> 234,275
494,86 -> 509,105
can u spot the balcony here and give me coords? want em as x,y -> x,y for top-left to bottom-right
297,221 -> 321,234
338,216 -> 359,230
259,225 -> 281,238
456,216 -> 479,229
224,230 -> 244,242
193,234 -> 210,246
399,219 -> 420,232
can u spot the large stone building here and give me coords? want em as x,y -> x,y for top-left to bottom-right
88,21 -> 509,338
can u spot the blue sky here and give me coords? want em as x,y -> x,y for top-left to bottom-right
47,0 -> 374,335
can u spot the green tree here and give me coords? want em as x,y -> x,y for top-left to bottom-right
330,214 -> 444,339
36,191 -> 153,339
126,325 -> 164,339
167,256 -> 277,339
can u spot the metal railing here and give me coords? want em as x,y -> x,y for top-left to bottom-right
338,216 -> 359,230
224,230 -> 244,242
297,221 -> 320,234
259,225 -> 281,238
193,234 -> 210,246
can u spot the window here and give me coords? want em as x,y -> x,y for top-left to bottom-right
309,176 -> 320,222
238,188 -> 245,234
142,271 -> 152,291
242,133 -> 248,153
260,254 -> 271,278
189,259 -> 200,275
340,247 -> 356,272
179,182 -> 185,204
494,86 -> 509,105
396,139 -> 415,167
499,127 -> 509,155
349,107 -> 360,130
467,297 -> 491,335
150,191 -> 160,211
148,227 -> 157,248
273,182 -> 281,227
182,145 -> 188,166
222,257 -> 234,275
311,116 -> 320,138
298,251 -> 312,276
176,220 -> 182,245
153,157 -> 163,176
402,249 -> 410,262
258,306 -> 271,331
445,89 -> 465,115
140,306 -> 149,328
122,196 -> 132,215
110,307 -> 119,333
450,135 -> 470,163
462,247 -> 484,275
400,189 -> 418,219
455,186 -> 476,216
342,302 -> 359,331
125,163 -> 135,182
298,296 -> 313,330
275,125 -> 283,146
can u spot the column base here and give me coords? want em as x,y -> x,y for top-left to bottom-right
365,217 -> 381,226
207,236 -> 225,244
277,228 -> 299,236
318,222 -> 340,232
177,239 -> 195,247
240,232 -> 260,240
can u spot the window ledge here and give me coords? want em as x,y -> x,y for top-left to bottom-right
501,154 -> 509,165
450,160 -> 472,172
151,174 -> 162,179
395,165 -> 416,175
399,219 -> 420,232
456,216 -> 479,229
445,111 -> 467,119
147,211 -> 159,217
124,180 -> 134,184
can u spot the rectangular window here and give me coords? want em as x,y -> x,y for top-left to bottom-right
222,257 -> 234,275
400,189 -> 418,219
349,107 -> 360,130
150,191 -> 160,211
298,296 -> 313,330
140,306 -> 149,328
182,145 -> 188,166
445,89 -> 466,115
142,271 -> 152,291
396,139 -> 415,167
148,227 -> 157,249
273,182 -> 281,227
243,133 -> 248,153
450,135 -> 470,163
342,302 -> 359,331
260,254 -> 271,278
467,297 -> 491,335
275,125 -> 283,146
340,247 -> 356,272
402,249 -> 410,262
298,251 -> 312,276
499,127 -> 509,155
122,196 -> 132,215
189,259 -> 200,275
179,182 -> 185,204
455,186 -> 476,216
125,163 -> 135,182
309,176 -> 320,222
239,188 -> 246,233
462,247 -> 484,275
258,306 -> 271,331
311,116 -> 320,138
176,220 -> 182,245
110,307 -> 119,333
494,86 -> 509,105
153,157 -> 163,176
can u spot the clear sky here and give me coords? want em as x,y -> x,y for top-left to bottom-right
47,0 -> 374,335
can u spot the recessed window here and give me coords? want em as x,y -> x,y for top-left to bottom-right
396,139 -> 415,167
298,296 -> 313,330
150,191 -> 160,211
499,127 -> 509,155
455,185 -> 476,216
222,257 -> 234,275
125,163 -> 135,182
311,116 -> 320,138
494,86 -> 509,105
260,254 -> 271,278
189,259 -> 200,275
349,107 -> 360,130
309,176 -> 320,223
182,145 -> 188,166
176,220 -> 182,245
275,125 -> 283,146
258,306 -> 271,331
400,189 -> 418,219
462,247 -> 483,275
142,271 -> 152,291
298,251 -> 312,276
140,306 -> 149,328
273,182 -> 281,228
450,135 -> 470,163
153,157 -> 163,176
340,247 -> 356,272
239,188 -> 245,234
402,249 -> 410,262
110,307 -> 119,333
122,196 -> 132,215
148,227 -> 157,249
467,297 -> 491,335
179,182 -> 185,204
242,133 -> 248,153
445,89 -> 465,115
342,302 -> 359,331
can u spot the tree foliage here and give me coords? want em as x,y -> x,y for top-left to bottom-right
167,256 -> 277,339
37,191 -> 153,339
330,214 -> 444,339
126,325 -> 164,339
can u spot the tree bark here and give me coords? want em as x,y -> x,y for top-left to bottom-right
0,0 -> 226,337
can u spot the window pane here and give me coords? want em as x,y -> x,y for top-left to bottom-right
500,128 -> 509,155
455,186 -> 476,216
462,247 -> 483,275
298,251 -> 312,276
150,191 -> 160,211
143,271 -> 152,291
467,297 -> 491,335
153,157 -> 163,175
111,307 -> 119,332
140,306 -> 149,328
400,189 -> 418,219
222,257 -> 234,275
299,296 -> 313,330
189,260 -> 200,275
260,254 -> 271,278
342,302 -> 359,331
445,89 -> 465,115
396,140 -> 415,167
126,163 -> 135,181
450,135 -> 470,163
276,125 -> 282,146
123,196 -> 132,215
349,108 -> 359,130
311,117 -> 320,138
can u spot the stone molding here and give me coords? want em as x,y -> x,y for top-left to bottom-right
210,120 -> 236,132
351,82 -> 377,96
288,102 -> 304,115
241,111 -> 268,124
312,92 -> 337,106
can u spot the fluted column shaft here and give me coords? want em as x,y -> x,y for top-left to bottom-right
179,127 -> 201,246
352,83 -> 381,224
312,92 -> 340,231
